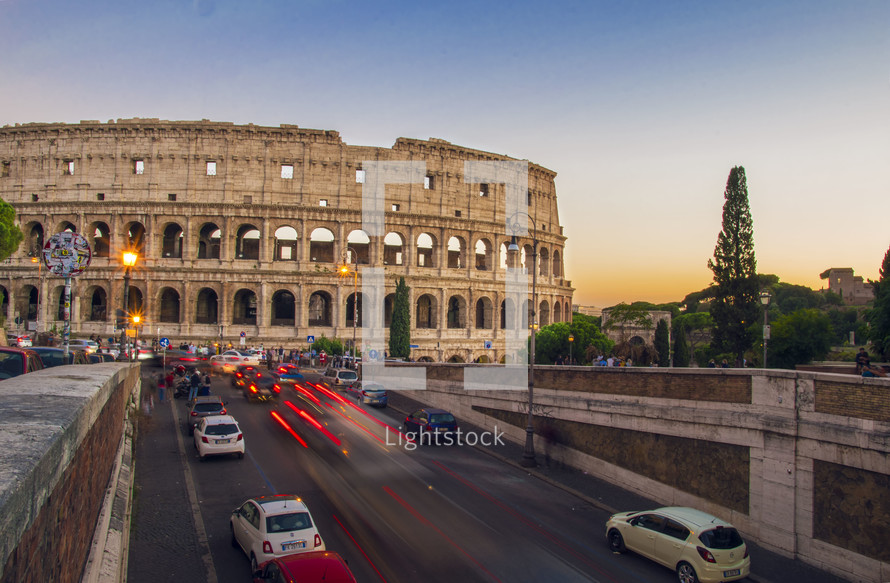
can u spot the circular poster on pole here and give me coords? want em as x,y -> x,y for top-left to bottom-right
42,232 -> 92,277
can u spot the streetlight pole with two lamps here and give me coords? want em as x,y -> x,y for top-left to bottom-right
507,212 -> 538,468
760,289 -> 772,368
339,247 -> 359,367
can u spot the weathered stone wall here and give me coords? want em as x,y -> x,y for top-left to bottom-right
0,364 -> 139,583
389,363 -> 890,583
0,120 -> 574,362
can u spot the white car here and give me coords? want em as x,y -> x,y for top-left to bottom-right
209,354 -> 241,374
7,334 -> 32,348
605,506 -> 750,583
230,495 -> 326,572
193,415 -> 244,461
222,349 -> 261,366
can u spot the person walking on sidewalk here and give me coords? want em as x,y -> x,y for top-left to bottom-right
188,368 -> 201,401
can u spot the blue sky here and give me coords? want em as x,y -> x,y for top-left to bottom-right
2,0 -> 888,306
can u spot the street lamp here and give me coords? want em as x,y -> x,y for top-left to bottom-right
568,334 -> 574,365
508,212 -> 538,468
132,315 -> 141,362
760,289 -> 772,368
340,247 -> 359,368
119,251 -> 138,362
30,255 -> 41,334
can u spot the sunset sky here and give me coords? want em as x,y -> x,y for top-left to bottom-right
1,0 -> 887,308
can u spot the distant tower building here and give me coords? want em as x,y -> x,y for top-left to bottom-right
819,268 -> 874,305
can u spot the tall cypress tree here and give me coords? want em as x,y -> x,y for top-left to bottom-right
707,166 -> 760,366
673,324 -> 691,367
389,276 -> 411,359
867,244 -> 890,359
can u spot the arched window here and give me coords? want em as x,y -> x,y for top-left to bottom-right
384,232 -> 404,266
308,291 -> 332,326
89,222 -> 110,257
474,239 -> 492,271
447,236 -> 464,269
195,288 -> 219,324
235,224 -> 261,260
416,294 -> 436,329
233,289 -> 257,325
447,296 -> 465,329
162,223 -> 184,259
198,223 -> 221,259
345,292 -> 363,327
88,287 -> 107,321
271,290 -> 296,326
475,297 -> 493,329
274,226 -> 298,261
416,233 -> 436,268
159,288 -> 181,323
346,230 -> 370,264
309,228 -> 335,263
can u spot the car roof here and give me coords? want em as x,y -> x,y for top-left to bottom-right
192,395 -> 224,403
202,415 -> 237,425
275,551 -> 354,581
651,507 -> 733,529
420,408 -> 450,415
251,494 -> 309,515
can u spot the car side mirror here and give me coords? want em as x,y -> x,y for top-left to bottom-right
629,518 -> 638,526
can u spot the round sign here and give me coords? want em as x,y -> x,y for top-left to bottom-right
43,232 -> 92,277
159,337 -> 171,349
240,331 -> 246,337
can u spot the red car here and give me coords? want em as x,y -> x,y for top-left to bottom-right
252,551 -> 356,583
0,346 -> 45,380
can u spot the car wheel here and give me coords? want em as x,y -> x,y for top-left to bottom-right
676,561 -> 699,583
607,528 -> 626,553
250,553 -> 258,573
238,451 -> 244,459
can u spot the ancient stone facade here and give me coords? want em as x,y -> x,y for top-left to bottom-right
0,119 -> 573,362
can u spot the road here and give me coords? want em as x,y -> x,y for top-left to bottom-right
161,370 -> 688,583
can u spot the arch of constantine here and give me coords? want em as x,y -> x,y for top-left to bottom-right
0,119 -> 574,362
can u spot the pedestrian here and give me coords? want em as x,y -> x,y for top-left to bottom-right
199,371 -> 212,396
188,368 -> 201,401
721,359 -> 729,368
157,371 -> 167,403
855,347 -> 870,374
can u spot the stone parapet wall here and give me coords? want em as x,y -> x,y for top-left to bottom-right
0,364 -> 139,583
389,363 -> 890,583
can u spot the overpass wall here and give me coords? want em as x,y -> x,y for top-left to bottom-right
399,364 -> 890,583
0,364 -> 140,583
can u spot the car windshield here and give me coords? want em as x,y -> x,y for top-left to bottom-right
266,512 -> 313,533
362,384 -> 385,392
339,371 -> 357,380
194,403 -> 223,413
205,423 -> 238,436
38,352 -> 66,367
699,527 -> 744,549
430,413 -> 455,424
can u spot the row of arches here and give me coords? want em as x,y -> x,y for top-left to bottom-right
21,220 -> 564,277
3,282 -> 571,331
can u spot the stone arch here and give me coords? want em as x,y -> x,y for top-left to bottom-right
87,221 -> 111,258
446,354 -> 465,363
308,290 -> 333,326
475,296 -> 493,329
553,249 -> 562,277
415,293 -> 437,329
197,223 -> 221,259
86,285 -> 108,321
158,287 -> 181,323
273,226 -> 299,261
474,238 -> 493,271
539,247 -> 550,277
384,232 -> 405,266
124,221 -> 146,255
416,356 -> 434,363
499,241 -> 509,269
161,222 -> 184,259
235,223 -> 261,260
0,285 -> 8,320
446,295 -> 466,329
474,354 -> 491,363
521,244 -> 533,271
539,300 -> 550,327
24,222 -> 44,256
553,301 -> 562,323
345,291 -> 364,327
271,289 -> 296,326
416,233 -> 437,268
56,221 -> 77,234
232,288 -> 258,325
195,288 -> 219,324
346,230 -> 370,264
309,228 -> 335,263
447,236 -> 465,269
22,284 -> 38,323
384,293 -> 395,327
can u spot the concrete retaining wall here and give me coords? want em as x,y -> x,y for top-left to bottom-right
396,364 -> 890,583
0,364 -> 140,583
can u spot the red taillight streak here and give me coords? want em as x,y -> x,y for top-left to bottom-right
284,401 -> 342,446
250,385 -> 258,393
313,533 -> 321,548
190,411 -> 197,416
696,546 -> 716,563
269,411 -> 307,447
201,436 -> 209,443
383,486 -> 502,583
333,514 -> 387,582
220,408 -> 226,414
307,381 -> 349,405
236,433 -> 243,441
430,460 -> 622,581
273,384 -> 281,393
292,383 -> 322,405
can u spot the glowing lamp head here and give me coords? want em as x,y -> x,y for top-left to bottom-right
122,251 -> 138,268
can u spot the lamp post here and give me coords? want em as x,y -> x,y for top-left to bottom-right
30,255 -> 41,334
132,315 -> 141,362
120,251 -> 138,362
568,334 -> 574,365
340,247 -> 359,368
508,212 -> 538,468
760,289 -> 772,368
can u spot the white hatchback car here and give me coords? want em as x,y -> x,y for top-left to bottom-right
193,415 -> 244,461
230,495 -> 325,572
605,506 -> 750,583
221,349 -> 261,366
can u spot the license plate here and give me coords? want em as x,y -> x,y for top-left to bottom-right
216,439 -> 230,444
723,569 -> 741,577
282,541 -> 306,551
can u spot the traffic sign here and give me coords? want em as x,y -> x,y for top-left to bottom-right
369,349 -> 379,360
240,331 -> 246,337
307,335 -> 315,344
159,337 -> 170,349
409,344 -> 419,348
484,340 -> 492,349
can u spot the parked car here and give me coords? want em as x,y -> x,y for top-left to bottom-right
230,494 -> 325,573
252,551 -> 356,583
88,352 -> 117,363
30,346 -> 91,368
193,414 -> 244,461
321,367 -> 358,388
185,395 -> 227,435
345,380 -> 388,407
605,506 -> 750,583
68,339 -> 99,354
6,334 -> 33,348
402,408 -> 458,444
0,346 -> 44,380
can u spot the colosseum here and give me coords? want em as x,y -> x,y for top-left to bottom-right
0,119 -> 573,363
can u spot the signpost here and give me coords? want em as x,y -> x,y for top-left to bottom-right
42,232 -> 92,360
159,337 -> 170,370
